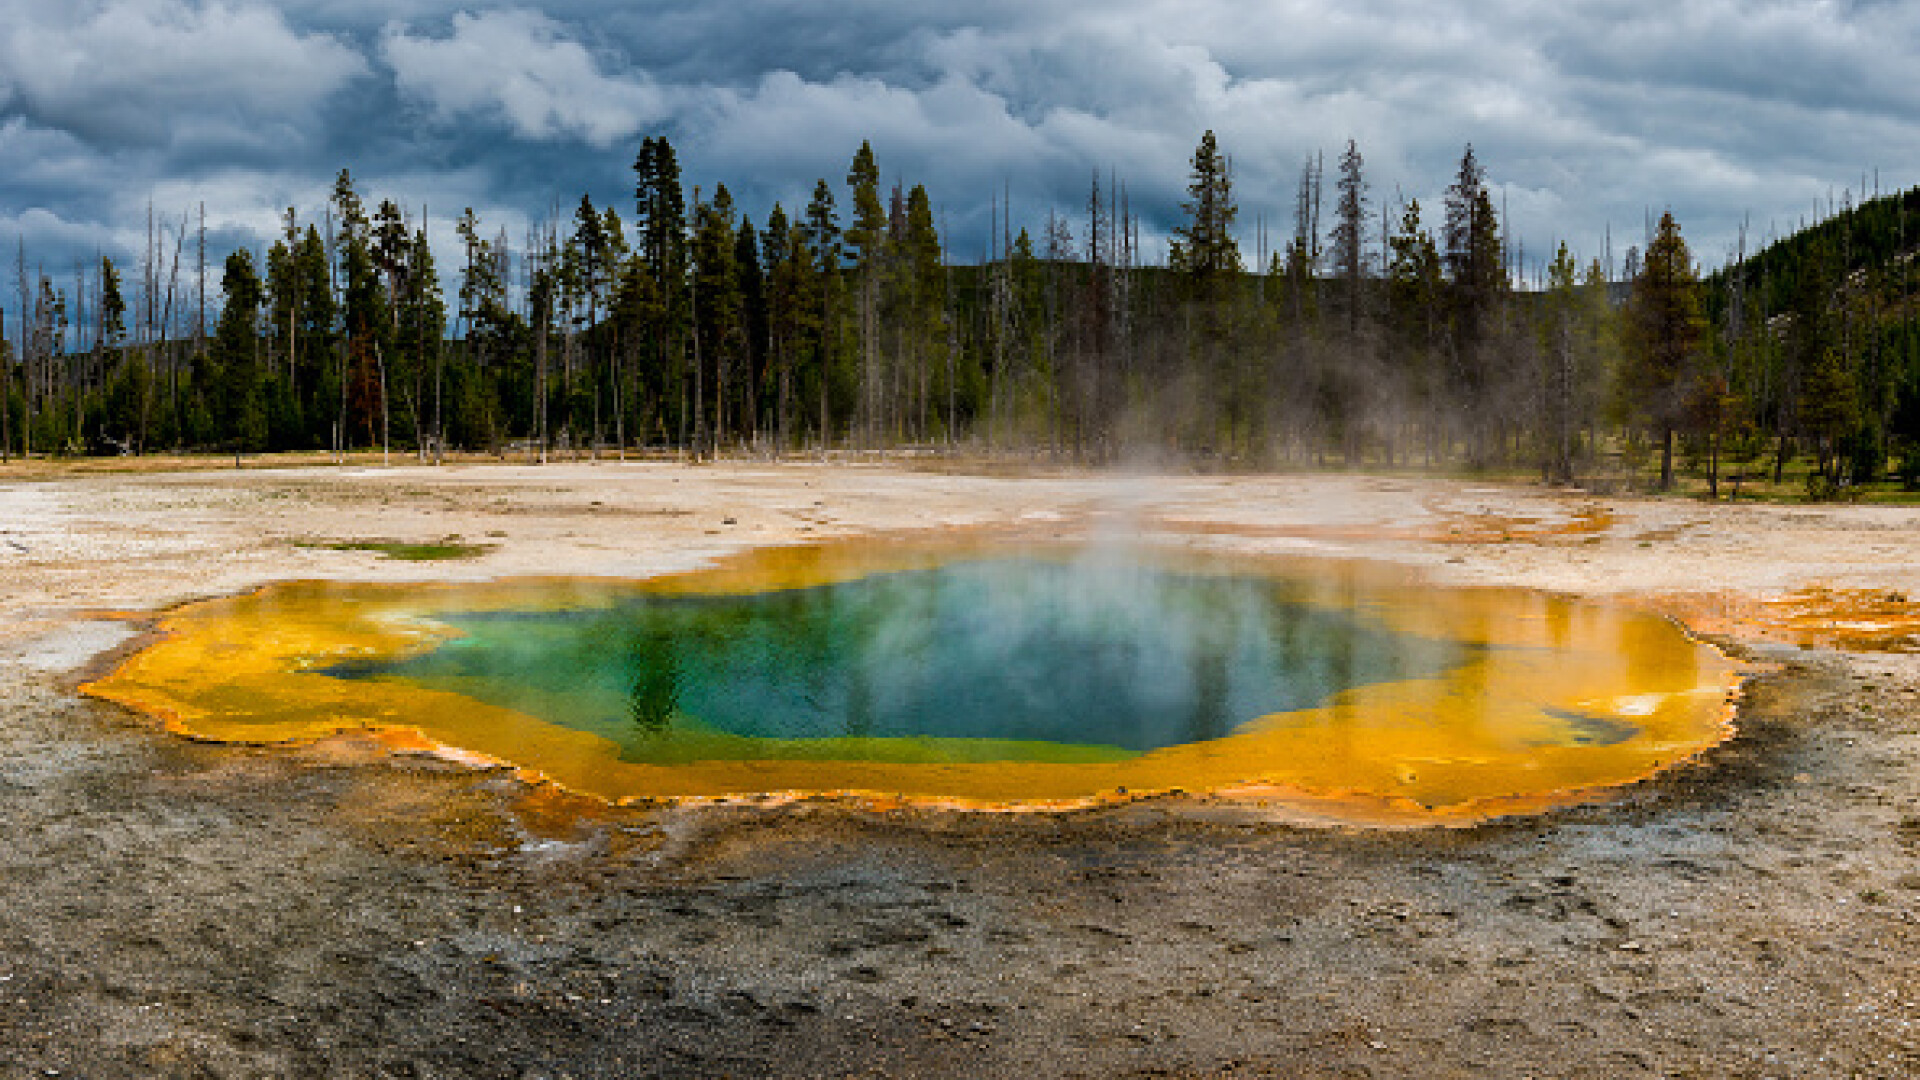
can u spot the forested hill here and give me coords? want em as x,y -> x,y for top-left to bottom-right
1704,185 -> 1920,490
2,131 -> 1916,497
1708,186 -> 1920,321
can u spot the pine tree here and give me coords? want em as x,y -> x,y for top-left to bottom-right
529,228 -> 559,460
1387,198 -> 1443,460
597,204 -> 633,455
1277,153 -> 1326,335
1442,144 -> 1503,460
804,179 -> 842,452
901,185 -> 947,441
284,225 -> 336,443
1802,345 -> 1858,486
690,184 -> 742,453
1169,130 -> 1241,299
1619,211 -> 1704,489
99,258 -> 127,350
571,194 -> 607,405
1541,242 -> 1580,483
844,144 -> 884,263
1781,237 -> 1853,487
209,249 -> 267,451
844,141 -> 887,446
1329,139 -> 1369,338
762,203 -> 815,453
455,210 -> 507,351
634,136 -> 690,449
372,200 -> 410,333
400,227 -> 446,460
733,216 -> 767,442
331,171 -> 387,454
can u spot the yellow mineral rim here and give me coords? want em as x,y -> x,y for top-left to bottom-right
84,538 -> 1745,825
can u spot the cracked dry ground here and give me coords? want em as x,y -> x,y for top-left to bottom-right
3,465 -> 1919,1077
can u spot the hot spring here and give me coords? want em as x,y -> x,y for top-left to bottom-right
85,540 -> 1741,823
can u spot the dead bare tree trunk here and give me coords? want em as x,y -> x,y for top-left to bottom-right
378,343 -> 390,467
161,211 -> 186,447
16,239 -> 30,458
195,202 -> 206,358
943,217 -> 957,452
136,204 -> 154,455
1,306 -> 10,461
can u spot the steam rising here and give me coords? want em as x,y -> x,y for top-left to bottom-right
348,549 -> 1466,762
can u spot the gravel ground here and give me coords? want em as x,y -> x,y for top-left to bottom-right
3,461 -> 1919,1077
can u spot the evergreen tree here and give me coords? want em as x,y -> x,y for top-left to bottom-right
1619,211 -> 1704,489
400,227 -> 446,458
454,209 -> 506,341
332,171 -> 388,452
843,142 -> 886,268
902,184 -> 949,440
597,204 -> 633,453
30,132 -> 1918,474
1541,242 -> 1580,483
209,249 -> 267,451
99,257 -> 127,349
844,141 -> 888,445
567,193 -> 612,446
369,199 -> 416,450
733,216 -> 767,441
690,184 -> 743,452
1442,144 -> 1503,459
633,136 -> 690,448
372,200 -> 410,331
634,137 -> 687,281
1773,236 -> 1856,487
268,224 -> 336,444
1329,138 -> 1369,337
805,179 -> 843,450
1387,198 -> 1444,459
1169,130 -> 1241,298
90,256 -> 134,451
1802,345 -> 1858,486
572,194 -> 608,315
761,204 -> 814,452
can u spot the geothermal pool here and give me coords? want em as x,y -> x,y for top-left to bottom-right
86,541 -> 1742,822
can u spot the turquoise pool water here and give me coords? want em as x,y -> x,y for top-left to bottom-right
330,555 -> 1468,765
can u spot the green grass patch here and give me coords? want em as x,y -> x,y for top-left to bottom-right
297,538 -> 494,561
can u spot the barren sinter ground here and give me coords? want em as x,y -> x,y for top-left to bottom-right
3,461 -> 1919,1078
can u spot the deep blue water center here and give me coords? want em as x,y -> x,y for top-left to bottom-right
337,557 -> 1467,764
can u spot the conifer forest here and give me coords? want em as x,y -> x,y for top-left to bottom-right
6,132 -> 1919,495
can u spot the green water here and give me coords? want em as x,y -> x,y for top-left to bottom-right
331,556 -> 1469,765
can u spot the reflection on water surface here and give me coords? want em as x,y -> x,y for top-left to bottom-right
330,557 -> 1468,765
85,540 -> 1742,822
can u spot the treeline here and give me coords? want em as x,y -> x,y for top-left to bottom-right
4,133 -> 1918,492
1704,186 -> 1920,492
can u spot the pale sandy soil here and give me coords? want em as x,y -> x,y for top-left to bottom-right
3,461 -> 1919,1077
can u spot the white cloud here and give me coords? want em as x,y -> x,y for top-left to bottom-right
5,0 -> 1920,281
696,71 -> 1042,179
0,0 -> 368,142
379,9 -> 665,146
0,206 -> 139,262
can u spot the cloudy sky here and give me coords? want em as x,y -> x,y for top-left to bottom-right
3,0 -> 1916,307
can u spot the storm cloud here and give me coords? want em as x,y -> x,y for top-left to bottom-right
2,0 -> 1915,297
